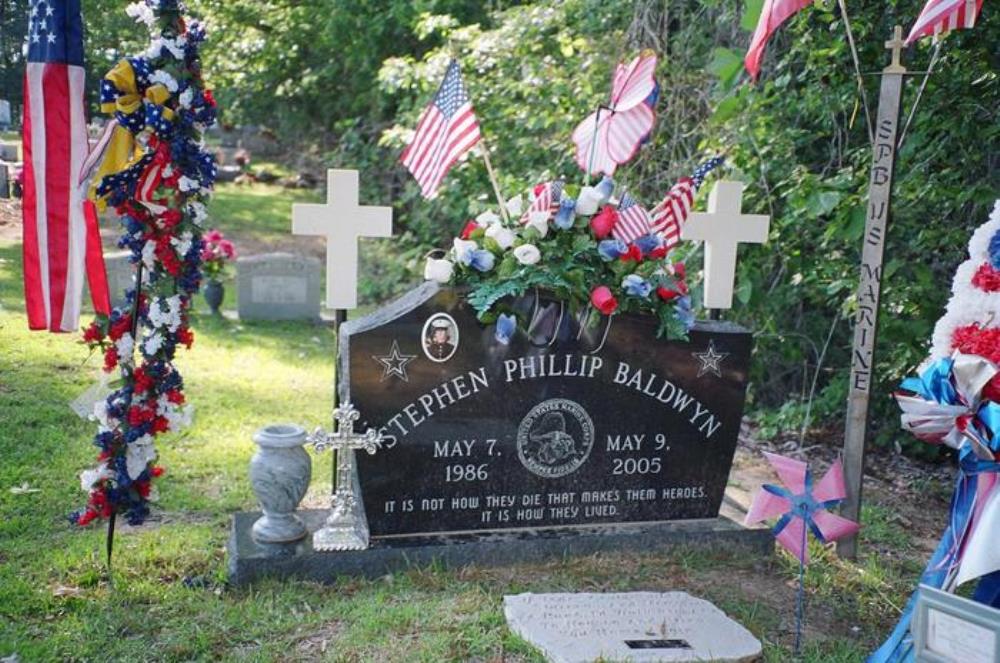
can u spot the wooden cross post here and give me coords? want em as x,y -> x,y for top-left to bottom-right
838,27 -> 907,558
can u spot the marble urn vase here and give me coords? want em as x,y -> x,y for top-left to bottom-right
249,424 -> 311,543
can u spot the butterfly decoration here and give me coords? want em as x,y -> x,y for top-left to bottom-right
572,50 -> 658,177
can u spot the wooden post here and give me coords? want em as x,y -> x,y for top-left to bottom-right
838,26 -> 907,559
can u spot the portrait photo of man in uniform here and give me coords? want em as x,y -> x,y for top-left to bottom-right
422,314 -> 459,362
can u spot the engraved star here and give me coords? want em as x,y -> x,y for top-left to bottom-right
693,341 -> 729,378
373,340 -> 417,382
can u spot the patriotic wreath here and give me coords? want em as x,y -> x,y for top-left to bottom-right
423,51 -> 723,341
73,0 -> 216,527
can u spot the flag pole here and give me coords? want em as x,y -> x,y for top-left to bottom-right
837,0 -> 875,146
479,139 -> 510,225
896,40 -> 942,151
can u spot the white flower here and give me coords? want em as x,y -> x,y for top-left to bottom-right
125,2 -> 156,27
187,201 -> 208,226
505,194 -> 524,217
179,88 -> 194,109
178,176 -> 200,192
513,244 -> 541,265
485,224 -> 516,250
126,435 -> 157,480
80,463 -> 114,492
149,69 -> 179,92
576,186 -> 603,215
424,257 -> 454,283
452,238 -> 478,264
171,231 -> 193,259
141,240 -> 157,272
148,295 -> 182,332
475,210 -> 501,226
525,211 -> 550,238
164,403 -> 194,432
143,332 -> 164,356
114,333 -> 134,360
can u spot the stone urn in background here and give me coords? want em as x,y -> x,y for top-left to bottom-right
249,424 -> 311,543
203,279 -> 225,314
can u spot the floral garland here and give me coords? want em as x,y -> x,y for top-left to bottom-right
72,0 -> 217,527
424,174 -> 700,341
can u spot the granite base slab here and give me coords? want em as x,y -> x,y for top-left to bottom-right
227,509 -> 772,585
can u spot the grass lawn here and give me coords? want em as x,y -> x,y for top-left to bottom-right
0,185 -> 930,661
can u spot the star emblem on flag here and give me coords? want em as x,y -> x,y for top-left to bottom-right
693,341 -> 728,378
373,340 -> 417,382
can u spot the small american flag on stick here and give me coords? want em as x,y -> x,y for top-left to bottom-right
520,180 -> 563,224
612,192 -> 652,244
649,156 -> 725,250
400,60 -> 482,199
906,0 -> 983,44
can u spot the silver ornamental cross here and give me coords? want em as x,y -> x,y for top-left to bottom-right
308,403 -> 382,551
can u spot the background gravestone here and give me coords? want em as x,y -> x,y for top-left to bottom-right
0,143 -> 18,161
0,100 -> 11,130
342,282 -> 753,537
237,252 -> 321,321
0,163 -> 8,198
81,251 -> 135,311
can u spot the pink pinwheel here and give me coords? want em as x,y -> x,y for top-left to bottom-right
572,50 -> 658,177
745,452 -> 859,563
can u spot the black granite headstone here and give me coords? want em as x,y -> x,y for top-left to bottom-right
340,283 -> 751,539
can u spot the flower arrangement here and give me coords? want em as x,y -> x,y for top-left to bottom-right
424,177 -> 695,340
74,0 -> 217,527
200,229 -> 236,281
421,51 -> 720,341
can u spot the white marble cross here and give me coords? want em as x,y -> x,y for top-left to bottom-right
681,180 -> 770,310
292,169 -> 393,310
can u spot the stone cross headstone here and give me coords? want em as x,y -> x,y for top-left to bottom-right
341,283 -> 753,538
681,180 -> 770,310
237,252 -> 321,321
291,169 -> 392,310
504,592 -> 762,663
839,26 -> 908,559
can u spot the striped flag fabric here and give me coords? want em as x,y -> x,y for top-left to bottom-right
744,0 -> 813,80
649,156 -> 725,250
906,0 -> 983,44
519,180 -> 563,224
400,60 -> 482,199
23,0 -> 109,332
612,192 -> 652,243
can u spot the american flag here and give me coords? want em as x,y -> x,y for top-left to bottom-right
520,180 -> 563,224
906,0 -> 983,44
649,156 -> 725,250
22,0 -> 109,332
744,0 -> 812,80
612,192 -> 651,243
400,60 -> 481,199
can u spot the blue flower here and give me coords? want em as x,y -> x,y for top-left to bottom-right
633,234 -> 663,256
596,175 -> 615,202
622,274 -> 652,298
598,239 -> 628,261
469,249 -> 495,272
495,313 -> 517,345
554,198 -> 576,230
676,295 -> 695,329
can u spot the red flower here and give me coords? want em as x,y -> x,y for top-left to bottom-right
103,346 -> 119,373
672,262 -> 686,280
218,239 -> 236,259
135,481 -> 152,499
82,321 -> 105,344
204,229 -> 223,243
591,286 -> 618,315
152,416 -> 170,434
160,208 -> 183,229
460,220 -> 479,240
590,206 -> 619,239
204,89 -> 217,108
109,315 -> 132,341
166,389 -> 185,405
151,466 -> 165,478
133,366 -> 155,394
177,326 -> 195,349
647,246 -> 667,260
972,264 -> 1000,292
657,286 -> 680,302
76,509 -> 97,526
620,245 -> 642,263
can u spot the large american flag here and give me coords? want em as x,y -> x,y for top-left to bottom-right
400,60 -> 481,199
649,156 -> 725,250
612,192 -> 652,244
23,0 -> 109,332
520,180 -> 563,224
906,0 -> 983,44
